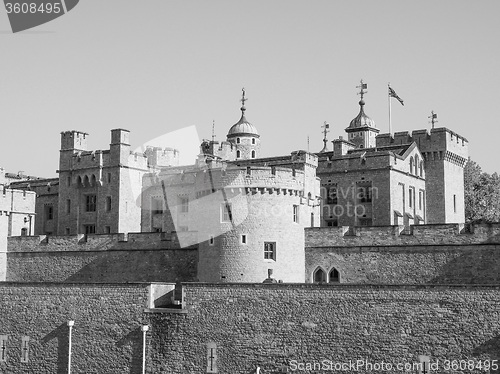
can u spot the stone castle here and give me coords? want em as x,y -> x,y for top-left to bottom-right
1,86 -> 498,374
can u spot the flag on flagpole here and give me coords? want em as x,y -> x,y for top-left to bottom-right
388,86 -> 404,106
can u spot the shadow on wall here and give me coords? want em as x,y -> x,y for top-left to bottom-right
116,327 -> 143,374
64,251 -> 197,283
473,335 -> 500,369
429,248 -> 500,284
41,323 -> 69,374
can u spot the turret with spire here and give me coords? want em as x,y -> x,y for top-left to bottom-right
345,80 -> 379,149
227,88 -> 261,160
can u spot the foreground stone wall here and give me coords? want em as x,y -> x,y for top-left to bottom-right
149,283 -> 500,373
0,283 -> 150,374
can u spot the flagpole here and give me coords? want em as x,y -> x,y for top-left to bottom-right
388,84 -> 392,134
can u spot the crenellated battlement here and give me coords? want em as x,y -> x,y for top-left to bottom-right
306,222 -> 500,248
146,165 -> 311,194
376,127 -> 468,162
144,146 -> 180,168
7,231 -> 199,252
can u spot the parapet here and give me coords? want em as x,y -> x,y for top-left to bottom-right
7,231 -> 199,252
60,130 -> 88,151
305,222 -> 500,248
145,146 -> 180,168
376,127 -> 468,160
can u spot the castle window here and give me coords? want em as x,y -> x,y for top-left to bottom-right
66,199 -> 71,214
252,138 -> 256,145
65,227 -> 70,235
67,176 -> 71,186
414,155 -> 419,175
45,205 -> 54,220
152,198 -> 163,215
409,187 -> 414,208
311,212 -> 315,227
21,227 -> 28,236
313,267 -> 326,283
221,203 -> 233,222
357,184 -> 372,203
329,268 -> 340,283
236,138 -> 241,144
84,225 -> 96,234
105,226 -> 111,234
236,150 -> 241,159
327,185 -> 338,205
241,234 -> 247,244
180,197 -> 189,213
206,342 -> 217,374
409,156 -> 414,174
106,196 -> 112,211
209,235 -> 215,246
264,242 -> 276,261
293,205 -> 299,223
251,150 -> 256,158
453,194 -> 457,213
419,191 -> 423,210
107,173 -> 112,183
85,195 -> 97,212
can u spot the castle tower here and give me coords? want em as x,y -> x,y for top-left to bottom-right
226,88 -> 261,159
412,128 -> 468,223
345,81 -> 379,148
59,131 -> 88,171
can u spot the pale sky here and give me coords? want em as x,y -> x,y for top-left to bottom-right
1,1 -> 499,177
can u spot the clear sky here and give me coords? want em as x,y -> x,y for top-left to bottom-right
1,0 -> 499,177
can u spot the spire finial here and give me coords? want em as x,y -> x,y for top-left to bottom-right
320,121 -> 330,152
428,110 -> 438,129
240,87 -> 248,113
357,79 -> 368,102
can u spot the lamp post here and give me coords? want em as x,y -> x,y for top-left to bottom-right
141,325 -> 149,374
67,320 -> 74,374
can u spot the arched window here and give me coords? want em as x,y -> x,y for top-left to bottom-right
236,150 -> 241,159
252,138 -> 256,145
251,150 -> 256,158
409,157 -> 414,174
21,228 -> 28,236
414,155 -> 419,175
310,212 -> 314,227
313,267 -> 326,283
329,268 -> 340,283
236,138 -> 241,144
419,161 -> 424,177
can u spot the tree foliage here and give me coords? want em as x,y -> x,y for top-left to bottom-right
464,159 -> 500,222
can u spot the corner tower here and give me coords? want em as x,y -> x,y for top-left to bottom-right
345,80 -> 379,148
226,88 -> 261,160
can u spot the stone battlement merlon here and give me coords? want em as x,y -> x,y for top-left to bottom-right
7,231 -> 199,252
305,223 -> 500,248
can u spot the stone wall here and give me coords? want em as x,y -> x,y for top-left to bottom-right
0,283 -> 150,374
6,233 -> 198,282
305,223 -> 500,284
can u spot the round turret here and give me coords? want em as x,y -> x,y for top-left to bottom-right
227,89 -> 261,159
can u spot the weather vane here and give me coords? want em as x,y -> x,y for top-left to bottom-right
428,110 -> 438,129
240,87 -> 248,107
320,122 -> 330,152
356,79 -> 368,100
